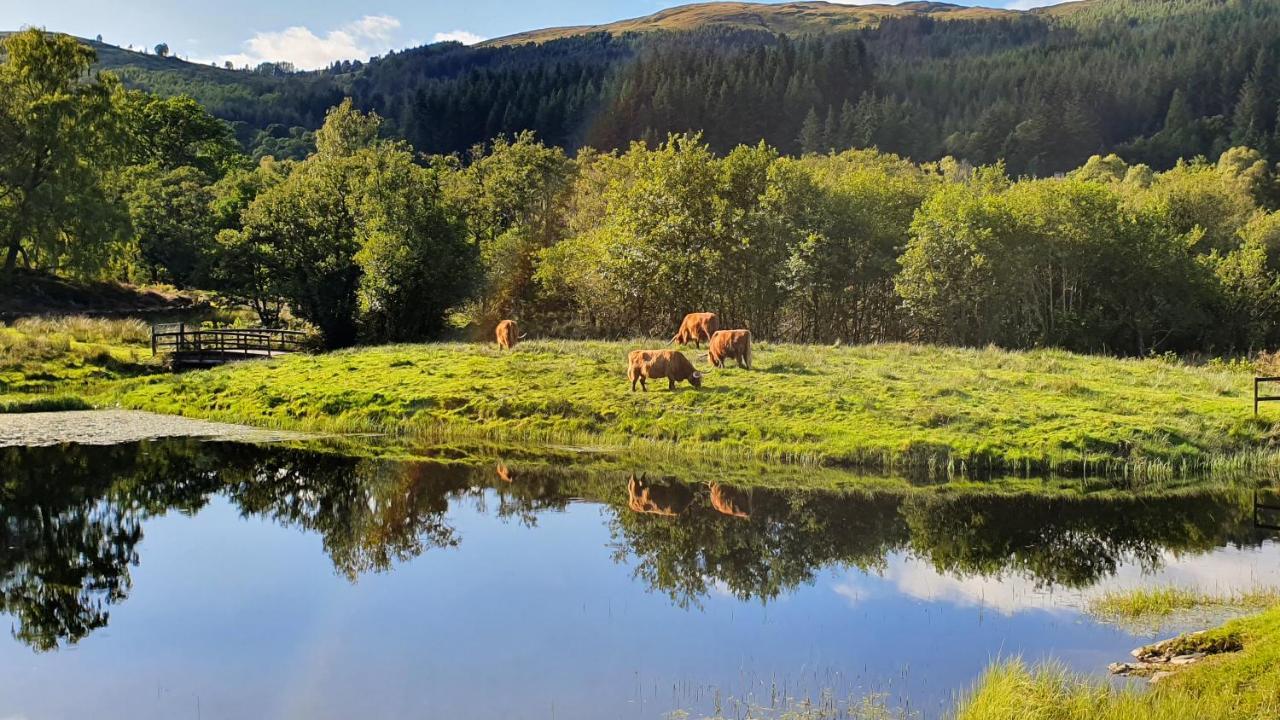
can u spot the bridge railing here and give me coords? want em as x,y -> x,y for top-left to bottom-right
151,324 -> 309,360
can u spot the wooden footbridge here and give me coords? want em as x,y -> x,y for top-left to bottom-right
151,323 -> 307,368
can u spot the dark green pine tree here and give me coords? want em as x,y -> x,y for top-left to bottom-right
797,107 -> 824,154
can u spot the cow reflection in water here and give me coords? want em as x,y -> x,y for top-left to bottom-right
708,482 -> 751,519
627,475 -> 695,516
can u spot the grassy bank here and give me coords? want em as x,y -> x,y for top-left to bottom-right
0,317 -> 162,411
93,339 -> 1274,477
956,603 -> 1280,720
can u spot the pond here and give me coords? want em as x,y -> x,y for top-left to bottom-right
2,439 -> 1279,719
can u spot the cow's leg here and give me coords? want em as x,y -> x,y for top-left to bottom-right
669,377 -> 676,390
631,374 -> 638,392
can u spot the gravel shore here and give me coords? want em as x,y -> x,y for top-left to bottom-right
0,410 -> 306,447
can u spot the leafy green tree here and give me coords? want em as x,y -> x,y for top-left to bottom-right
121,165 -> 216,286
235,101 -> 473,345
0,29 -> 125,274
353,146 -> 475,341
445,132 -> 573,327
118,92 -> 244,177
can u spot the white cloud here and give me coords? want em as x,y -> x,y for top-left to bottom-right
212,15 -> 403,70
832,542 -> 1280,618
432,30 -> 486,46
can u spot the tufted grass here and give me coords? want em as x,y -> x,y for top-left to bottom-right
955,602 -> 1280,720
1089,586 -> 1280,622
0,317 -> 161,405
92,339 -> 1278,478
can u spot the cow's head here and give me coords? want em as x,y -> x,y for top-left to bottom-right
689,371 -> 703,389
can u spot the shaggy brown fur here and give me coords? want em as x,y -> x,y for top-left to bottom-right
671,312 -> 719,347
627,349 -> 703,391
495,319 -> 522,350
707,329 -> 752,369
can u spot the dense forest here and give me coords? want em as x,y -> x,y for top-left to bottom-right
78,0 -> 1280,175
6,27 -> 1280,358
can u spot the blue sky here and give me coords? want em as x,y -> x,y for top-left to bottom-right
2,0 -> 1069,69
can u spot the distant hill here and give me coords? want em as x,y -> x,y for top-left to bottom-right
483,1 -> 1037,46
9,0 -> 1280,175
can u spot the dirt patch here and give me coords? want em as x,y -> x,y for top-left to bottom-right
0,410 -> 307,447
0,269 -> 207,320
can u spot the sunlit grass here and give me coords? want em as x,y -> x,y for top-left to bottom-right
93,339 -> 1278,478
0,317 -> 161,404
955,603 -> 1280,720
1089,586 -> 1280,621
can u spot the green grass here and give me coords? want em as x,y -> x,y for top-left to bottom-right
1089,586 -> 1280,622
0,317 -> 162,407
954,604 -> 1280,720
92,339 -> 1276,477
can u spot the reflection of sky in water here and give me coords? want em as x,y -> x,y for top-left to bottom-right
843,543 -> 1280,618
1,491 -> 1277,720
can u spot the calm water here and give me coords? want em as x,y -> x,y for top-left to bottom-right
2,440 -> 1279,719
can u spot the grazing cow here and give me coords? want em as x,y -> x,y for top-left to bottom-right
627,475 -> 694,517
707,329 -> 752,369
495,319 -> 524,350
672,312 -> 719,348
627,349 -> 703,391
708,483 -> 751,519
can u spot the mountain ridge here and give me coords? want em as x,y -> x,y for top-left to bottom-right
482,0 -> 1088,47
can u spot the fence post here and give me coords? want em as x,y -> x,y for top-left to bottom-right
1257,377 -> 1261,416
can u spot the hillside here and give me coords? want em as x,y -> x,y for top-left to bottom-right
17,0 -> 1280,174
484,1 -> 1028,46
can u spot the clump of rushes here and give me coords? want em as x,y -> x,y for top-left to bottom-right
1088,586 -> 1280,621
956,602 -> 1280,720
0,316 -> 161,406
95,340 -> 1279,478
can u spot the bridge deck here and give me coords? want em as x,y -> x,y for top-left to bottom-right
152,324 -> 308,368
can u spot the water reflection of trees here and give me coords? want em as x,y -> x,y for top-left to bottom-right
609,481 -> 1268,603
0,441 -> 222,651
899,491 -> 1264,589
0,440 -> 1270,650
609,478 -> 905,607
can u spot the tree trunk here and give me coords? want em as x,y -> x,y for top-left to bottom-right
4,240 -> 20,272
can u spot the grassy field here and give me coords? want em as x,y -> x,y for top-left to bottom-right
956,604 -> 1280,720
91,338 -> 1275,477
0,317 -> 163,411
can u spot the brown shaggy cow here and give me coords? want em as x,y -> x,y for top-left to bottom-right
708,483 -> 751,519
495,319 -> 524,350
672,312 -> 719,347
707,329 -> 752,369
627,475 -> 694,517
627,349 -> 703,391
496,463 -> 514,483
